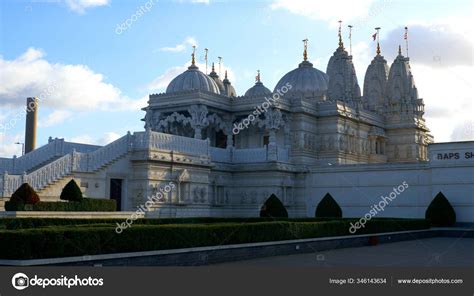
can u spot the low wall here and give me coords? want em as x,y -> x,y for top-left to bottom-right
0,211 -> 142,219
1,228 -> 471,266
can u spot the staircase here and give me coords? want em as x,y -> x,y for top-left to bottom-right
0,138 -> 101,175
0,133 -> 132,198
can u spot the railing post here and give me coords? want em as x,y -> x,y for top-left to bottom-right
71,149 -> 76,171
22,171 -> 27,185
12,155 -> 16,173
2,171 -> 7,197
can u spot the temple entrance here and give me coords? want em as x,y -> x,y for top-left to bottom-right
110,178 -> 123,211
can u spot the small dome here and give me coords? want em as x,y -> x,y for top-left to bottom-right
166,64 -> 221,94
274,60 -> 329,95
208,63 -> 226,94
222,70 -> 237,97
245,81 -> 272,97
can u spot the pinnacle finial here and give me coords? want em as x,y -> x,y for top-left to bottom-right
374,27 -> 381,56
225,70 -> 228,80
211,62 -> 215,72
398,44 -> 402,56
191,45 -> 196,65
338,20 -> 344,48
302,38 -> 308,61
256,70 -> 261,82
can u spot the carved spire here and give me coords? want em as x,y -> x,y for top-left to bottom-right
225,70 -> 228,80
398,44 -> 402,56
211,62 -> 215,73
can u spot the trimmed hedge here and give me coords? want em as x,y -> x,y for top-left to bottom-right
9,183 -> 40,208
5,198 -> 116,212
315,193 -> 342,218
0,219 -> 430,260
425,192 -> 456,226
60,179 -> 83,202
260,194 -> 288,218
0,217 -> 424,230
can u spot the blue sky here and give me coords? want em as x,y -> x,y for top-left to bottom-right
0,0 -> 473,157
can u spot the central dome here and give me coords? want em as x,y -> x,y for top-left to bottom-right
274,60 -> 329,95
166,64 -> 221,94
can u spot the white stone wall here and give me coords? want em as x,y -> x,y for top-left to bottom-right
307,142 -> 474,222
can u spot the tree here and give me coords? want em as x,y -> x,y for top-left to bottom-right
260,194 -> 288,218
60,179 -> 83,202
10,183 -> 40,205
425,192 -> 456,226
315,193 -> 342,218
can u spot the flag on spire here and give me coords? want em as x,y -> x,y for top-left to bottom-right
372,32 -> 377,41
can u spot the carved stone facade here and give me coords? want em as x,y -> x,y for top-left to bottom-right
6,38 -> 473,221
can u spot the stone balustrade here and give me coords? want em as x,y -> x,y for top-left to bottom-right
1,131 -> 290,197
0,138 -> 101,175
133,130 -> 209,156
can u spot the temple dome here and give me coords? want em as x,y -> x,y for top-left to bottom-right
208,63 -> 226,94
223,74 -> 237,97
245,81 -> 272,97
166,64 -> 221,94
274,60 -> 329,95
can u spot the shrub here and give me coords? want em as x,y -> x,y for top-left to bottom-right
315,193 -> 342,218
60,180 -> 83,201
7,183 -> 40,211
425,192 -> 456,226
0,218 -> 430,260
15,198 -> 116,212
259,194 -> 288,218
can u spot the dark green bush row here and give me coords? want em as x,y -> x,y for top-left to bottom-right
425,192 -> 456,226
4,198 -> 116,212
0,219 -> 430,259
0,216 -> 412,230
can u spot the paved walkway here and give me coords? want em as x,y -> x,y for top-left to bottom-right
216,237 -> 474,267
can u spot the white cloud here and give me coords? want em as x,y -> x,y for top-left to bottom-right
160,36 -> 198,52
382,23 -> 473,68
69,134 -> 94,144
0,48 -> 143,111
38,110 -> 72,128
191,0 -> 209,4
414,64 -> 473,142
378,21 -> 474,142
99,132 -> 121,145
67,131 -> 122,146
147,61 -> 236,93
270,0 -> 378,26
65,0 -> 110,14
